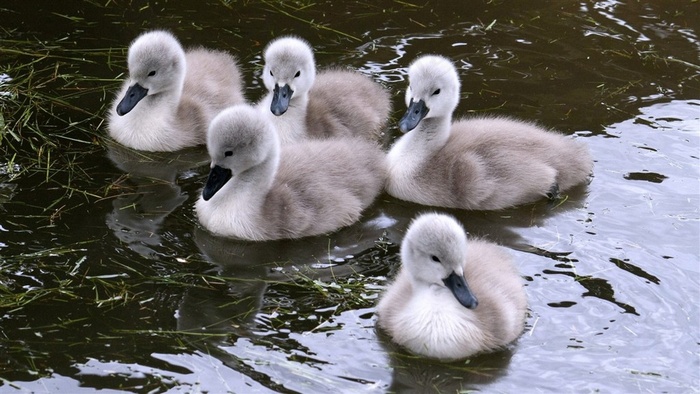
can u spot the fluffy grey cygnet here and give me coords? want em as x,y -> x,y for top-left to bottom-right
376,213 -> 527,361
257,36 -> 391,144
195,105 -> 387,241
387,55 -> 593,210
108,30 -> 245,151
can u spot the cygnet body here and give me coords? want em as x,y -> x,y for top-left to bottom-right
387,55 -> 593,210
376,213 -> 527,361
195,105 -> 386,241
108,30 -> 245,151
257,36 -> 391,144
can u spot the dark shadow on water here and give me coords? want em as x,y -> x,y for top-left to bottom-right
542,268 -> 639,316
179,206 -> 399,338
623,171 -> 668,184
376,327 -> 514,393
608,257 -> 660,284
171,221 -> 404,393
104,141 -> 209,258
192,200 -> 397,273
178,231 -> 268,337
377,180 -> 590,250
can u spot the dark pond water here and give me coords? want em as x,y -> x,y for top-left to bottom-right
1,1 -> 698,392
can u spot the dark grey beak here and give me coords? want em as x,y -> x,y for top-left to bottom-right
443,271 -> 478,309
398,98 -> 429,133
202,165 -> 232,201
270,84 -> 293,116
116,83 -> 149,116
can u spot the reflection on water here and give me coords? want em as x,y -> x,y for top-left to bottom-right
378,184 -> 590,249
105,142 -> 209,257
381,344 -> 514,393
180,208 -> 398,336
179,228 -> 270,336
177,274 -> 266,336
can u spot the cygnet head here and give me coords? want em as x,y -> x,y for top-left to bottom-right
401,213 -> 478,309
116,30 -> 187,116
399,55 -> 461,133
202,105 -> 279,201
261,36 -> 316,116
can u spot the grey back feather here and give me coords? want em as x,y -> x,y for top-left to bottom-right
410,116 -> 593,210
306,68 -> 391,142
261,137 -> 387,239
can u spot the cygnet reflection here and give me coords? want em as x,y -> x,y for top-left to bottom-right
105,141 -> 209,257
377,327 -> 515,392
176,202 -> 396,338
377,182 -> 590,251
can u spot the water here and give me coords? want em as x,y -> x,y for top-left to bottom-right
1,1 -> 698,392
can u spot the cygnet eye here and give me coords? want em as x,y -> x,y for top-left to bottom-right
269,70 -> 274,77
148,70 -> 156,77
224,151 -> 233,157
430,255 -> 441,263
294,71 -> 301,77
432,88 -> 441,95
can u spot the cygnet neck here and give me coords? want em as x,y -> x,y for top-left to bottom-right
267,92 -> 309,144
228,141 -> 280,204
411,115 -> 452,148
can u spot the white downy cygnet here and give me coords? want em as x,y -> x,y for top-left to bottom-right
387,55 -> 593,210
108,30 -> 245,151
195,104 -> 387,241
376,212 -> 527,361
257,36 -> 391,144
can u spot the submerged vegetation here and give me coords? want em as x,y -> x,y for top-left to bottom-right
0,29 -> 126,238
0,33 -> 119,170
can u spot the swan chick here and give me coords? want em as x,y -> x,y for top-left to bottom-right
195,105 -> 386,241
387,55 -> 593,210
258,35 -> 391,144
108,30 -> 244,151
376,213 -> 527,360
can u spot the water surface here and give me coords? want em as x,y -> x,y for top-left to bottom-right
1,1 -> 698,392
